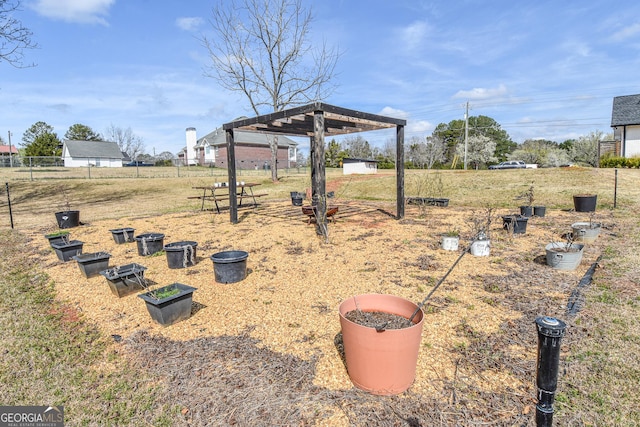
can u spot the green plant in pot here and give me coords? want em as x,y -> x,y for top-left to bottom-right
441,228 -> 460,251
44,229 -> 70,247
137,277 -> 197,327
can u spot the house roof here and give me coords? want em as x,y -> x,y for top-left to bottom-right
343,157 -> 377,163
195,127 -> 298,148
611,94 -> 640,126
63,140 -> 124,158
0,145 -> 19,154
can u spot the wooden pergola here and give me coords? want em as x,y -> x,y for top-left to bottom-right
222,102 -> 407,228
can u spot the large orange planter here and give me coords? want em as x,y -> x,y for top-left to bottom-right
339,294 -> 424,395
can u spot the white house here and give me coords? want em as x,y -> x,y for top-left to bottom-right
611,94 -> 640,157
342,157 -> 378,175
62,140 -> 124,167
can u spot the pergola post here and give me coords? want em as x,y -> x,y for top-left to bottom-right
226,129 -> 238,224
396,124 -> 405,219
312,110 -> 327,234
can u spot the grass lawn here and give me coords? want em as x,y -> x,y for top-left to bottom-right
0,166 -> 638,426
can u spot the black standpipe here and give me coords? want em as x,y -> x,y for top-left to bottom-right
535,316 -> 567,427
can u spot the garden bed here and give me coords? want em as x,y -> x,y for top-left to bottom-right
32,202 -> 613,425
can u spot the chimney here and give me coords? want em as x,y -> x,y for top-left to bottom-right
185,127 -> 197,166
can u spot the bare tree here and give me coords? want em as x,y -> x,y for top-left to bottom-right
424,135 -> 446,169
343,135 -> 372,159
1,0 -> 37,68
202,0 -> 339,182
104,124 -> 145,160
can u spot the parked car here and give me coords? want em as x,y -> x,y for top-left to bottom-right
124,161 -> 154,167
488,160 -> 526,170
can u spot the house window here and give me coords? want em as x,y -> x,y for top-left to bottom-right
95,158 -> 101,167
205,146 -> 210,154
288,147 -> 296,160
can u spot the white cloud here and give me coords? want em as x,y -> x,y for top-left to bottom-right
378,106 -> 409,120
609,22 -> 640,42
30,0 -> 115,25
176,17 -> 204,32
453,84 -> 509,100
401,21 -> 429,51
408,120 -> 433,134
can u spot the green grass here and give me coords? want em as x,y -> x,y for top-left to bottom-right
0,229 -> 179,425
1,166 -> 640,425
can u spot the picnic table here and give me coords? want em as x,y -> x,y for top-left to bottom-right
189,182 -> 266,213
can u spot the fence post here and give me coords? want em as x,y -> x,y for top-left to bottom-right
5,182 -> 14,229
614,168 -> 618,209
535,316 -> 567,427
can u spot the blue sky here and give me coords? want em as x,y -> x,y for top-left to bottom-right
2,0 -> 640,156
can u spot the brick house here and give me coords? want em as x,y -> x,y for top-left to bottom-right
611,94 -> 640,158
0,144 -> 19,167
180,125 -> 298,169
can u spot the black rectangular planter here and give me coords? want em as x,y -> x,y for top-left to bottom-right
44,232 -> 70,247
51,240 -> 84,262
138,283 -> 197,326
73,252 -> 111,278
109,227 -> 135,244
406,197 -> 449,207
99,263 -> 147,298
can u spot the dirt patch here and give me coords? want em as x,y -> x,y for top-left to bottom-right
30,200 -> 616,425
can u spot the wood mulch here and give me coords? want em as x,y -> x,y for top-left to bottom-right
29,200 -> 614,426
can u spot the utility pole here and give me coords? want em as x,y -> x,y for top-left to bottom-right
8,131 -> 14,168
463,101 -> 469,170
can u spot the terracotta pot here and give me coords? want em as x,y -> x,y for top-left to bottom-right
339,294 -> 424,395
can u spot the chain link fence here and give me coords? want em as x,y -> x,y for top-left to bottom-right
0,156 -> 309,180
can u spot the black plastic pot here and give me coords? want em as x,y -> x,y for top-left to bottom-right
44,232 -> 70,247
138,283 -> 197,326
51,240 -> 84,262
164,241 -> 198,269
110,227 -> 135,244
519,206 -> 533,217
533,206 -> 546,217
99,263 -> 147,297
502,215 -> 529,234
291,192 -> 304,206
73,252 -> 111,278
573,194 -> 597,212
55,210 -> 80,229
135,233 -> 165,256
211,250 -> 249,283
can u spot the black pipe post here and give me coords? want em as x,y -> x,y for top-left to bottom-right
5,182 -> 14,229
535,316 -> 567,427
